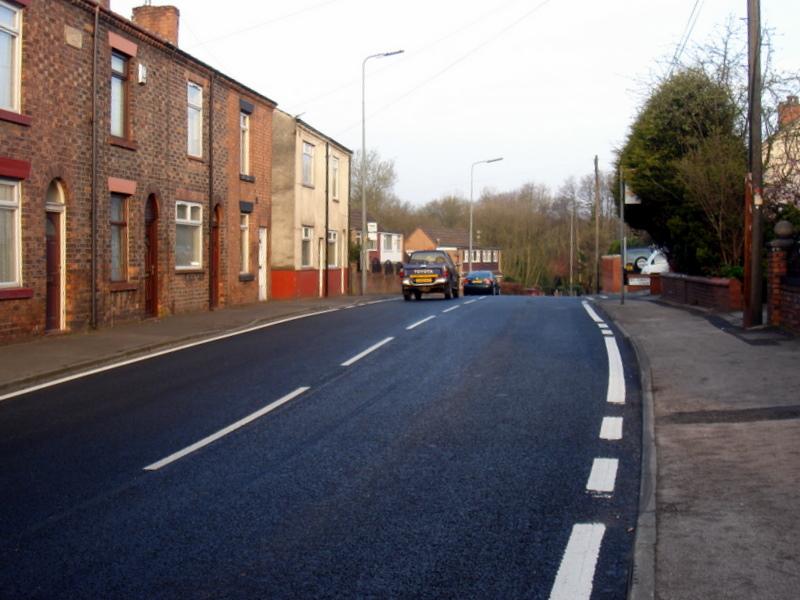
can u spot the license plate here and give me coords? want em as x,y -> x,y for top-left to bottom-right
413,277 -> 433,284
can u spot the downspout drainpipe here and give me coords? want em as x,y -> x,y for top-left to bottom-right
324,142 -> 329,297
208,71 -> 215,309
90,4 -> 100,329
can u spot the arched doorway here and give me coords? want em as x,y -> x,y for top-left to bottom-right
210,204 -> 221,308
45,181 -> 66,331
144,195 -> 159,317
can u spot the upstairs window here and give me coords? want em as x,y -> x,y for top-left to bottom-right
110,52 -> 128,138
239,112 -> 250,176
0,1 -> 21,112
302,142 -> 314,186
383,234 -> 392,251
330,156 -> 340,199
176,201 -> 202,269
0,179 -> 20,287
187,82 -> 203,157
301,226 -> 312,267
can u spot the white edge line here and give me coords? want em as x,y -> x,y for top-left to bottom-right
604,336 -> 626,405
599,416 -> 623,440
581,301 -> 604,324
0,309 -> 340,403
549,523 -> 606,600
144,386 -> 310,471
406,315 -> 436,330
341,336 -> 394,367
586,457 -> 619,493
442,305 -> 460,313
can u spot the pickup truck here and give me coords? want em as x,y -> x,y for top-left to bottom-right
400,250 -> 460,301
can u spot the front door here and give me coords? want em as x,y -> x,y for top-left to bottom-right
144,197 -> 158,317
258,227 -> 267,301
45,212 -> 61,331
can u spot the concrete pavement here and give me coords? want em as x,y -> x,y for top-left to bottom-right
599,295 -> 800,600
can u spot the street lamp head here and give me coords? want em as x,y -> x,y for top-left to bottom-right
486,157 -> 503,163
382,49 -> 404,57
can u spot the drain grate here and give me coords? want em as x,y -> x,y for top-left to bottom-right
662,405 -> 800,425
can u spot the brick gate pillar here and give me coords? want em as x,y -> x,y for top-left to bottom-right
767,221 -> 795,326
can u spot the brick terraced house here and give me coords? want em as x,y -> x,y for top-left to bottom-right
0,0 -> 276,341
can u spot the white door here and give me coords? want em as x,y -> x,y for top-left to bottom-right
258,227 -> 268,301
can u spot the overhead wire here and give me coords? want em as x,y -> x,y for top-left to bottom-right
667,0 -> 704,77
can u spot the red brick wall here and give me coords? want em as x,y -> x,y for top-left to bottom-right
0,1 -> 275,342
779,283 -> 800,334
659,274 -> 742,311
601,255 -> 622,293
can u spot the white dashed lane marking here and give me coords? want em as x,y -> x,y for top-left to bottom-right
599,416 -> 623,440
341,337 -> 394,367
586,458 -> 619,493
549,523 -> 606,600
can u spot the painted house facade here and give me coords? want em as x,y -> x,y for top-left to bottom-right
0,0 -> 276,342
271,111 -> 350,298
405,226 -> 501,275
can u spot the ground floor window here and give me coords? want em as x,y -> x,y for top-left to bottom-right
301,226 -> 313,267
239,213 -> 249,273
327,230 -> 338,267
0,179 -> 21,287
110,193 -> 128,281
176,201 -> 202,269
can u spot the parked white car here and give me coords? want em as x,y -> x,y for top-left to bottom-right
641,250 -> 670,275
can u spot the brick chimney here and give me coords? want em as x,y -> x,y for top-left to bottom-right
132,4 -> 180,46
778,95 -> 800,128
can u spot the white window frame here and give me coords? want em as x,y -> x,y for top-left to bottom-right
327,230 -> 338,268
383,233 -> 392,251
109,193 -> 128,282
239,112 -> 250,176
301,225 -> 313,268
175,201 -> 203,269
0,178 -> 21,288
187,82 -> 203,157
330,155 -> 340,200
239,213 -> 249,274
0,1 -> 22,113
110,52 -> 128,138
302,142 -> 314,187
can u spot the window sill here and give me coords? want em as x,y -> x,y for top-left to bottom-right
302,183 -> 315,189
239,174 -> 255,183
109,281 -> 138,292
176,268 -> 204,274
109,136 -> 138,151
0,287 -> 34,300
187,154 -> 205,164
239,273 -> 255,282
0,109 -> 32,127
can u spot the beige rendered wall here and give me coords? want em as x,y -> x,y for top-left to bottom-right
271,111 -> 297,269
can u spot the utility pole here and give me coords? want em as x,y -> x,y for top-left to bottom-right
569,193 -> 574,296
746,0 -> 763,326
594,155 -> 601,294
619,167 -> 625,305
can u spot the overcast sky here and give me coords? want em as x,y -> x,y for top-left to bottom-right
111,0 -> 799,205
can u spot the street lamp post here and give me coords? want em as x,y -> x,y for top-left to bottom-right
361,49 -> 403,295
469,157 -> 503,272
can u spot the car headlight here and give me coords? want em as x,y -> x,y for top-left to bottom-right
402,278 -> 411,285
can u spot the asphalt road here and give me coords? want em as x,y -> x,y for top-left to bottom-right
0,295 -> 642,599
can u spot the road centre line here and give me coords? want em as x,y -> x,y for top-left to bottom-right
144,386 -> 310,471
442,305 -> 460,313
549,523 -> 606,600
464,299 -> 477,305
407,316 -> 436,330
0,309 -> 340,403
604,336 -> 626,404
581,301 -> 604,324
599,416 -> 623,440
341,337 -> 394,367
586,458 -> 619,493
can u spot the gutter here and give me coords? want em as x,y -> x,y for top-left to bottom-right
208,71 -> 216,309
324,142 -> 329,297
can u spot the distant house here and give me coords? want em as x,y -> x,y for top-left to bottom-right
271,111 -> 351,298
405,227 -> 501,275
765,95 -> 800,206
349,208 -> 404,268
